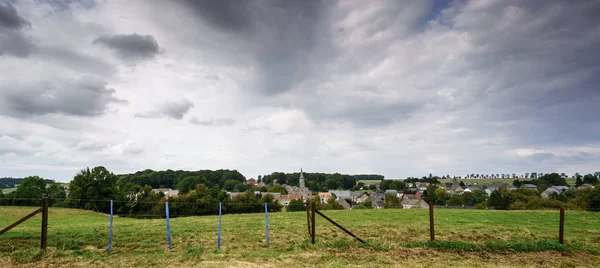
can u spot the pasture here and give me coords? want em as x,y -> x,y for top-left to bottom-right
1,207 -> 599,267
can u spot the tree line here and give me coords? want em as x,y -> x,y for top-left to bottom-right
418,173 -> 600,211
0,167 -> 385,217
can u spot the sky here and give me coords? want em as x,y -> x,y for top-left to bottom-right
1,0 -> 599,182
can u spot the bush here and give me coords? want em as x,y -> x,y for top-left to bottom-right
287,199 -> 306,212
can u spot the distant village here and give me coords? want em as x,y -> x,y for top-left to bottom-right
148,170 -> 598,210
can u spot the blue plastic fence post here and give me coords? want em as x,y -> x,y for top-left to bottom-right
218,202 -> 222,250
265,202 -> 270,248
108,200 -> 113,252
165,202 -> 172,250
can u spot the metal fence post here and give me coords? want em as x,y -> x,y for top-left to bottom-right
165,202 -> 172,250
265,202 -> 270,248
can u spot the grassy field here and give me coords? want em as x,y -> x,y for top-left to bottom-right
438,178 -> 577,186
1,207 -> 600,267
356,180 -> 380,185
0,188 -> 17,194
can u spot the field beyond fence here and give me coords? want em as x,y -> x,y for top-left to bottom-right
1,207 -> 600,267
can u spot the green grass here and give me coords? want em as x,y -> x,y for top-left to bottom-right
356,180 -> 379,185
1,187 -> 17,194
1,207 -> 600,267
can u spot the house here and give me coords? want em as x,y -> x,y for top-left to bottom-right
484,187 -> 495,195
355,193 -> 369,203
444,183 -> 453,191
328,190 -> 351,200
350,191 -> 363,202
449,185 -> 464,194
279,194 -> 302,206
415,191 -> 423,200
402,199 -> 419,209
465,186 -> 481,192
369,192 -> 385,207
318,192 -> 332,204
152,188 -> 179,199
541,186 -> 570,198
523,184 -> 537,190
337,198 -> 351,209
578,184 -> 594,189
403,194 -> 417,200
247,178 -> 257,185
402,199 -> 429,209
506,184 -> 517,191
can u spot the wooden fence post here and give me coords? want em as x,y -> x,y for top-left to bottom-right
41,197 -> 49,250
559,208 -> 564,244
311,201 -> 316,244
306,201 -> 311,236
429,201 -> 434,241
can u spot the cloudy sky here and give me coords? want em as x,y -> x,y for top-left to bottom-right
1,0 -> 599,182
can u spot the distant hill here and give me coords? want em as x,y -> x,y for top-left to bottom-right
0,177 -> 54,188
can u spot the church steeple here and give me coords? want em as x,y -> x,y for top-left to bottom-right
299,168 -> 305,189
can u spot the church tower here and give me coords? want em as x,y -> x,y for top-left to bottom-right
299,168 -> 305,189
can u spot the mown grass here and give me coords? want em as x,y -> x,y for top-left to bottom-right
1,207 -> 600,267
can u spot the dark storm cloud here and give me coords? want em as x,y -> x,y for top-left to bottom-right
189,117 -> 235,126
92,33 -> 161,62
0,3 -> 35,57
179,0 -> 326,94
0,76 -> 126,117
315,100 -> 423,127
0,3 -> 30,29
135,99 -> 194,120
422,0 -> 600,152
0,30 -> 35,57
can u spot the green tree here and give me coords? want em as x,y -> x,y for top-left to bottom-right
383,194 -> 401,208
46,182 -> 67,206
588,187 -> 600,212
390,180 -> 407,191
14,176 -> 48,206
364,199 -> 373,208
434,188 -> 449,205
447,194 -> 463,206
459,181 -> 466,187
287,199 -> 306,212
470,190 -> 488,206
260,193 -> 282,212
68,166 -> 117,213
575,177 -> 583,187
423,184 -> 438,204
489,188 -> 512,209
176,176 -> 208,194
583,174 -> 599,185
224,179 -> 240,191
268,184 -> 288,194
